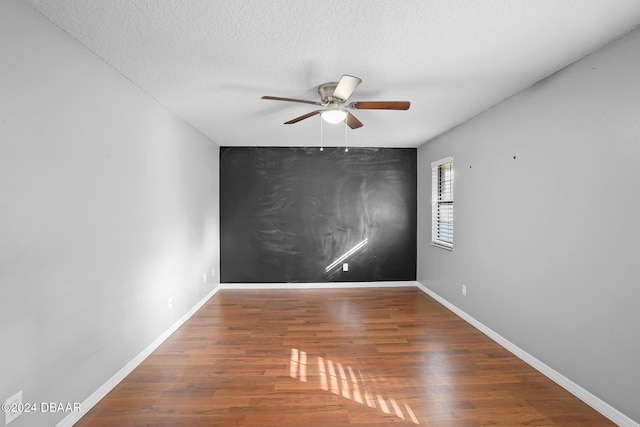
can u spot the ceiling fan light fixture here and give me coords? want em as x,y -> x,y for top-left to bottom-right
321,105 -> 347,124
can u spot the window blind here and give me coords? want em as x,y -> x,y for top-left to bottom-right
431,157 -> 453,249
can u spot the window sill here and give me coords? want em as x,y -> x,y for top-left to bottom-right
431,242 -> 453,251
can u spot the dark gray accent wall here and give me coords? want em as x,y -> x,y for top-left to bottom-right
417,27 -> 640,424
221,147 -> 416,283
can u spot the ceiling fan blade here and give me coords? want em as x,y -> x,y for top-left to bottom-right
262,96 -> 320,105
333,75 -> 362,101
345,112 -> 364,129
349,101 -> 410,110
284,110 -> 322,124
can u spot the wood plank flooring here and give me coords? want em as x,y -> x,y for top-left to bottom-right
75,287 -> 614,426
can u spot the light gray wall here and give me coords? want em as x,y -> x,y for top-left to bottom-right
417,27 -> 640,423
0,1 -> 219,426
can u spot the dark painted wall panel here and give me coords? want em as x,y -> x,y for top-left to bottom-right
220,147 -> 416,283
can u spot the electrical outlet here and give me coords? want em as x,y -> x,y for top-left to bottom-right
342,263 -> 349,272
168,297 -> 173,309
203,273 -> 207,283
4,390 -> 23,425
462,285 -> 467,296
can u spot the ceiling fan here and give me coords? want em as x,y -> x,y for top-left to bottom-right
262,75 -> 410,129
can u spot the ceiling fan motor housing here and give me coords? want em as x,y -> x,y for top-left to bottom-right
318,82 -> 339,103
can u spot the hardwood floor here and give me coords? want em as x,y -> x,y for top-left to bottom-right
75,287 -> 614,426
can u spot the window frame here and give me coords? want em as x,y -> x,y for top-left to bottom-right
431,157 -> 454,250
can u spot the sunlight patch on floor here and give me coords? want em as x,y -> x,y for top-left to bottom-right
290,348 -> 420,424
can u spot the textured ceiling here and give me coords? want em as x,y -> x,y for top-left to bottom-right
24,0 -> 640,148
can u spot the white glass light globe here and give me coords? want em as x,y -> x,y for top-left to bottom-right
321,108 -> 346,124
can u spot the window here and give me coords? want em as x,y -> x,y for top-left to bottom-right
432,157 -> 453,249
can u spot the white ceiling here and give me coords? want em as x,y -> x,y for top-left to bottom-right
25,0 -> 640,148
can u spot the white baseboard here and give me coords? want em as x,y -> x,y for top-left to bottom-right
220,281 -> 417,290
415,281 -> 639,427
56,285 -> 222,427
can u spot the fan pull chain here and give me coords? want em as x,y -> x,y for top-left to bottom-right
320,115 -> 324,151
345,118 -> 349,152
